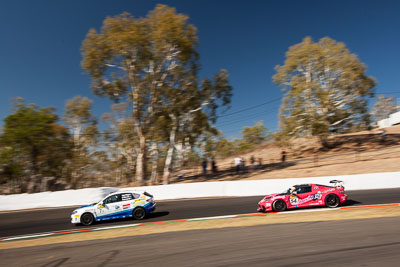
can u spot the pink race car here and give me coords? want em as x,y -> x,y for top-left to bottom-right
257,180 -> 347,212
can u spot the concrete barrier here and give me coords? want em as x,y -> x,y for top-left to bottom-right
1,172 -> 400,211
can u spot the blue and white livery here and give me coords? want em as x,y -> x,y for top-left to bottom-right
71,190 -> 156,226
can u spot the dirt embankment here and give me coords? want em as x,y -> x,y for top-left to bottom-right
173,125 -> 400,183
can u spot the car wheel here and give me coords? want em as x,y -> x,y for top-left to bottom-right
133,207 -> 146,220
272,199 -> 287,212
325,194 -> 339,208
81,213 -> 94,226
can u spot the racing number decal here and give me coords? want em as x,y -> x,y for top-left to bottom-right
289,196 -> 299,205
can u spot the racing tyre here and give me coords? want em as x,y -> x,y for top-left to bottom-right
325,194 -> 340,208
81,213 -> 94,226
133,207 -> 146,220
272,199 -> 287,212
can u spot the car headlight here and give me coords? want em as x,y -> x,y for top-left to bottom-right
72,210 -> 78,215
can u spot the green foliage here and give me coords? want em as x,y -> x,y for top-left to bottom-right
274,37 -> 375,145
272,131 -> 291,149
241,121 -> 268,146
64,96 -> 95,125
0,148 -> 21,183
214,138 -> 235,158
207,122 -> 269,158
0,101 -> 72,178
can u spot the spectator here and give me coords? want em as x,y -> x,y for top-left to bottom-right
250,155 -> 255,170
211,159 -> 218,173
202,159 -> 207,173
258,158 -> 262,167
234,156 -> 241,173
281,150 -> 287,163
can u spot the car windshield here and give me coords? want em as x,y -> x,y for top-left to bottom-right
282,187 -> 296,194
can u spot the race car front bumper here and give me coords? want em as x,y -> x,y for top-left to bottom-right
71,214 -> 81,224
257,202 -> 272,212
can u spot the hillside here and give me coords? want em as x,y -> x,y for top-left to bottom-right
173,125 -> 400,183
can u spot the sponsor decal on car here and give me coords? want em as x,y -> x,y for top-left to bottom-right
289,196 -> 299,205
123,204 -> 130,209
115,205 -> 120,210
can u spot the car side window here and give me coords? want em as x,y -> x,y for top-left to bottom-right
104,194 -> 122,204
297,186 -> 312,194
121,193 -> 133,201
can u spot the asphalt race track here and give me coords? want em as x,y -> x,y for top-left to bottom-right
1,188 -> 400,238
2,216 -> 400,266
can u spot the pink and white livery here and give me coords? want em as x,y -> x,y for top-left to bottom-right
257,180 -> 347,212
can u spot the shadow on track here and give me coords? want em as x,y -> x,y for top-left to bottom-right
342,199 -> 362,206
75,211 -> 170,227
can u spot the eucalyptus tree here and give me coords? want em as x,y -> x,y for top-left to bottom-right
161,69 -> 232,184
102,102 -> 138,184
274,37 -> 375,147
241,121 -> 268,146
63,96 -> 98,187
0,100 -> 71,191
82,5 -> 232,183
371,95 -> 398,124
64,96 -> 97,150
81,5 -> 199,183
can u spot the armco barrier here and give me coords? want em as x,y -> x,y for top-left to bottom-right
1,172 -> 400,211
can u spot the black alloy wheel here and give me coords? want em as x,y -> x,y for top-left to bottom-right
272,199 -> 287,212
81,213 -> 94,226
325,194 -> 340,208
133,207 -> 146,220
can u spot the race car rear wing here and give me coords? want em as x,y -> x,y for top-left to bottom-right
329,180 -> 344,187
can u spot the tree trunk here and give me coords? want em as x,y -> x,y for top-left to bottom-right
150,143 -> 159,184
183,137 -> 191,167
135,134 -> 146,184
175,140 -> 184,170
163,120 -> 177,184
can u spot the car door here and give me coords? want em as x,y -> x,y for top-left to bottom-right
295,185 -> 314,207
119,193 -> 135,217
96,194 -> 123,220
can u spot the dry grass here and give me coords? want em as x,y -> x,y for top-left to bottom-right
2,205 -> 399,250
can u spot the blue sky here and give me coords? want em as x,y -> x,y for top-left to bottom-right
1,0 -> 399,139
